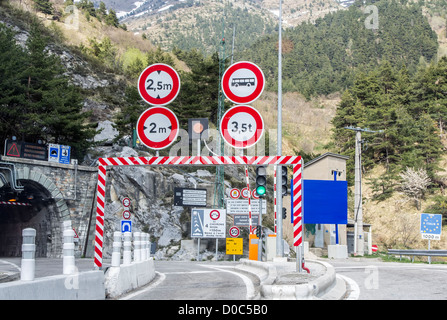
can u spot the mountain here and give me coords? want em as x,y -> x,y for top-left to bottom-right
103,0 -> 343,55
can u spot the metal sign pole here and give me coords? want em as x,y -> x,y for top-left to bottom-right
276,0 -> 284,258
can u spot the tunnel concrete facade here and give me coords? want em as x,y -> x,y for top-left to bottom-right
0,156 -> 98,258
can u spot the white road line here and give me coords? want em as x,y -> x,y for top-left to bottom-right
119,271 -> 166,300
200,264 -> 257,300
0,259 -> 21,272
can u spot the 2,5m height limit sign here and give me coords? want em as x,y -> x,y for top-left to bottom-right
138,63 -> 181,106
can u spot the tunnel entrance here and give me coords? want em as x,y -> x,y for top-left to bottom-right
0,179 -> 61,257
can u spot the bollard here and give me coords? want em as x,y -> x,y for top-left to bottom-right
21,228 -> 36,281
146,233 -> 151,260
141,233 -> 147,261
63,228 -> 76,275
123,232 -> 132,265
111,231 -> 122,267
134,232 -> 141,262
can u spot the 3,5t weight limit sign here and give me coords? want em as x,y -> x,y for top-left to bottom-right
220,105 -> 264,149
138,63 -> 181,106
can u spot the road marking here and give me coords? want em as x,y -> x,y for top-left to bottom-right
200,264 -> 257,300
119,271 -> 166,300
0,259 -> 21,272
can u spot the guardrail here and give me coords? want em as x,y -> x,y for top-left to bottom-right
387,249 -> 447,263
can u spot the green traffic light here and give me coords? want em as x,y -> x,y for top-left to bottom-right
256,185 -> 266,196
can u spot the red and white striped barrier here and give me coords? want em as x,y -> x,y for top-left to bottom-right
93,155 -> 302,269
0,201 -> 31,206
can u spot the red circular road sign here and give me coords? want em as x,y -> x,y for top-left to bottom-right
372,245 -> 378,253
241,187 -> 250,199
136,106 -> 179,150
123,210 -> 131,220
252,189 -> 260,199
210,210 -> 220,220
229,226 -> 240,238
122,197 -> 131,207
222,61 -> 265,104
138,63 -> 181,106
229,188 -> 241,199
220,105 -> 264,149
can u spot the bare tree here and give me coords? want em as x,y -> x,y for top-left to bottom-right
399,167 -> 431,210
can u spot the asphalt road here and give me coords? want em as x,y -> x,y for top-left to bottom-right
327,258 -> 447,300
119,260 -> 260,300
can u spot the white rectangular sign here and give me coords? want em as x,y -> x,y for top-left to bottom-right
191,208 -> 226,238
226,199 -> 267,215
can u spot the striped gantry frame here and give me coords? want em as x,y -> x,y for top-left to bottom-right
93,155 -> 303,269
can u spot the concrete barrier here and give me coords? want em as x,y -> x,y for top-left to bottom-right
104,258 -> 155,299
0,270 -> 105,300
236,259 -> 343,300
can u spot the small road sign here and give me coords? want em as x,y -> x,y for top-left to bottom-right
122,197 -> 131,207
174,187 -> 207,207
136,106 -> 179,150
420,213 -> 442,240
122,210 -> 131,220
226,238 -> 243,255
229,188 -> 240,199
220,105 -> 264,149
229,226 -> 240,238
138,63 -> 181,106
121,220 -> 132,233
221,61 -> 265,104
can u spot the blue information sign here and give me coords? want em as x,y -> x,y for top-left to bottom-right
303,180 -> 348,224
420,213 -> 442,240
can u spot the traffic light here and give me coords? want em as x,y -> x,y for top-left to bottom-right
256,225 -> 262,238
282,207 -> 287,220
255,166 -> 267,198
281,166 -> 288,196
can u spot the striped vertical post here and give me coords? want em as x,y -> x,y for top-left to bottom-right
273,165 -> 277,234
94,165 -> 106,269
292,159 -> 303,247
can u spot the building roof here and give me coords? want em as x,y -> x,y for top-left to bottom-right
303,152 -> 349,168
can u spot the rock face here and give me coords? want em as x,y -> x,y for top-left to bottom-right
98,146 -> 218,260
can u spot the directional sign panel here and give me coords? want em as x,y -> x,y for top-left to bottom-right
138,63 -> 181,106
136,106 -> 179,150
233,214 -> 260,227
222,61 -> 265,104
220,105 -> 264,149
420,213 -> 442,240
174,187 -> 207,207
191,208 -> 226,239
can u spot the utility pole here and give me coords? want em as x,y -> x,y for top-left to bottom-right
276,0 -> 284,257
344,126 -> 379,256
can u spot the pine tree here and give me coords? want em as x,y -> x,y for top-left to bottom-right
33,0 -> 53,15
23,24 -> 96,158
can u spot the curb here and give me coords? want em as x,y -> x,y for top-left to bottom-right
236,259 -> 347,300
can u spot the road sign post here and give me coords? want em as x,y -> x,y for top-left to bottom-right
222,61 -> 265,104
220,105 -> 264,149
136,106 -> 179,150
421,213 -> 442,264
138,63 -> 181,106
